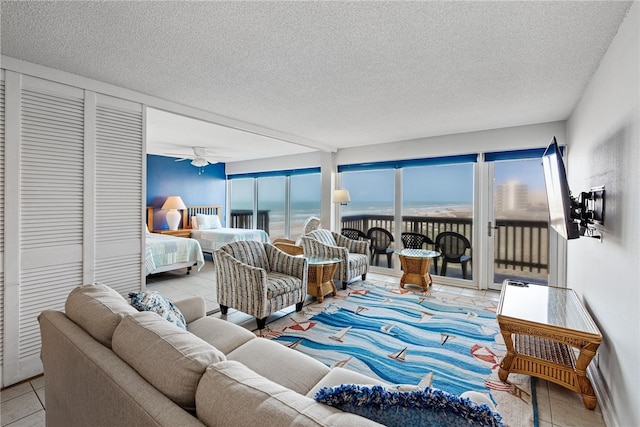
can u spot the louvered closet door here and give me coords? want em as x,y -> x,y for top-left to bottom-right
17,77 -> 85,380
0,72 -> 6,373
94,95 -> 144,292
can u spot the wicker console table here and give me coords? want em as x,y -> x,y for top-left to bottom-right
497,281 -> 602,409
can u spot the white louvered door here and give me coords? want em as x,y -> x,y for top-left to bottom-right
2,74 -> 144,386
94,94 -> 144,293
0,71 -> 5,376
13,77 -> 85,382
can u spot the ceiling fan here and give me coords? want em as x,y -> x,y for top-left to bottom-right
170,147 -> 228,168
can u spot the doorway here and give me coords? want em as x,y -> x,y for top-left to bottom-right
487,157 -> 550,290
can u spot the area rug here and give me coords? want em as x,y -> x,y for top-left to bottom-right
260,280 -> 537,427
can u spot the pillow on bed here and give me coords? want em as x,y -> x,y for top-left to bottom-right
196,214 -> 221,230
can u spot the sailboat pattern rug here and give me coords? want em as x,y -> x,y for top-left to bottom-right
260,280 -> 536,427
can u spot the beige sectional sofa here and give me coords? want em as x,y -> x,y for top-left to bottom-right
38,283 -> 384,427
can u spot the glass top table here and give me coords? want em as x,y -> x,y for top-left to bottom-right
395,249 -> 440,258
497,280 -> 602,409
395,249 -> 441,291
498,281 -> 601,334
306,257 -> 341,266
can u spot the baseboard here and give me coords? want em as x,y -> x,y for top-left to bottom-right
588,363 -> 619,427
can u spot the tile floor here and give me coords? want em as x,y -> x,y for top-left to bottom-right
0,258 -> 607,427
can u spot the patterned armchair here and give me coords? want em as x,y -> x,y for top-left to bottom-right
214,241 -> 308,330
300,229 -> 369,290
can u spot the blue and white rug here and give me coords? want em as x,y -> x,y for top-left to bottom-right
261,280 -> 536,427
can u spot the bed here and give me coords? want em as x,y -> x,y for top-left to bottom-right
146,205 -> 271,256
144,231 -> 205,276
184,206 -> 270,253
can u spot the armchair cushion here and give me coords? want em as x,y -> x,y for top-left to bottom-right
220,240 -> 270,271
267,272 -> 305,299
334,233 -> 370,255
310,229 -> 338,246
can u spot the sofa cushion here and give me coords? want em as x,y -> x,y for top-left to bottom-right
64,283 -> 137,348
112,311 -> 226,411
306,367 -> 385,398
196,361 -> 383,427
314,384 -> 504,427
187,316 -> 255,354
227,337 -> 330,395
129,290 -> 187,329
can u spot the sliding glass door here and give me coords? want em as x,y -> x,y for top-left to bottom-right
486,155 -> 550,290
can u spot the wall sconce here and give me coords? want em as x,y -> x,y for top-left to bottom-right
161,196 -> 187,230
334,189 -> 351,206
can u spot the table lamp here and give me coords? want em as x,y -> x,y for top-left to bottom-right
161,196 -> 187,230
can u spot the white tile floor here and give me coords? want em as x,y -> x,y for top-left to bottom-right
0,258 -> 607,427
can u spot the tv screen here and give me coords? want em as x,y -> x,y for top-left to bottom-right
542,137 -> 580,240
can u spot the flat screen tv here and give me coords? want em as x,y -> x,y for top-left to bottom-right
542,137 -> 581,240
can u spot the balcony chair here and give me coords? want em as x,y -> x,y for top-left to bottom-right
401,232 -> 438,274
341,228 -> 369,241
435,231 -> 472,279
214,241 -> 308,329
367,227 -> 394,268
303,216 -> 321,235
300,229 -> 369,290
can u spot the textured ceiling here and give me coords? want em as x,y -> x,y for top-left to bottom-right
0,1 -> 632,162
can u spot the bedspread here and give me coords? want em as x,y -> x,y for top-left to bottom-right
145,233 -> 205,275
191,228 -> 270,252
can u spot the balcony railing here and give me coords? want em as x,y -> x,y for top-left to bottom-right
341,214 -> 548,275
230,210 -> 270,235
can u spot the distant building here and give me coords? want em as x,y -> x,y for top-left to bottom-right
495,180 -> 528,212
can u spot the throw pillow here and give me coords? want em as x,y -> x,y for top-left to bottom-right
129,290 -> 187,329
315,384 -> 504,427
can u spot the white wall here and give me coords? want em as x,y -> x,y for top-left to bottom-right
567,3 -> 639,426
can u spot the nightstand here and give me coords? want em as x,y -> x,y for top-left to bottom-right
153,229 -> 192,238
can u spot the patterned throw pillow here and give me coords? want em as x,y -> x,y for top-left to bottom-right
129,291 -> 187,330
315,384 -> 504,427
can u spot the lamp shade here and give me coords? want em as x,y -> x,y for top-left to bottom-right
334,189 -> 351,204
161,196 -> 187,210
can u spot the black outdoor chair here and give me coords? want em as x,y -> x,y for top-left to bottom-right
367,227 -> 394,268
401,232 -> 438,274
435,231 -> 472,279
341,228 -> 369,241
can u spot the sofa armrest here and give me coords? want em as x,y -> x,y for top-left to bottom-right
173,296 -> 206,324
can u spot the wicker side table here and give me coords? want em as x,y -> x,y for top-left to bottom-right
497,281 -> 602,410
306,258 -> 341,303
396,249 -> 440,291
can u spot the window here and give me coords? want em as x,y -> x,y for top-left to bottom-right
290,173 -> 321,238
228,169 -> 320,239
257,176 -> 285,238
